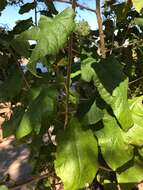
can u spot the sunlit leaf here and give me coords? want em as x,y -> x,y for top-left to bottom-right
96,112 -> 133,170
132,0 -> 143,12
125,96 -> 143,146
83,101 -> 103,125
55,118 -> 98,190
117,156 -> 143,183
18,8 -> 75,75
92,56 -> 133,131
81,57 -> 96,82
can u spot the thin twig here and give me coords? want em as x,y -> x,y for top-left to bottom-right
53,0 -> 96,13
95,0 -> 106,58
64,0 -> 76,129
34,0 -> 37,26
9,48 -> 30,89
8,173 -> 52,190
99,166 -> 112,172
117,183 -> 122,190
106,39 -> 143,52
129,76 -> 143,85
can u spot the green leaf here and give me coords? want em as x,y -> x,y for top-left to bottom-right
0,65 -> 22,101
129,96 -> 143,127
19,8 -> 75,75
125,96 -> 143,146
132,0 -> 143,13
81,57 -> 96,82
16,87 -> 57,139
96,112 -> 133,170
0,0 -> 7,12
55,118 -> 98,190
117,156 -> 143,183
19,2 -> 36,14
92,56 -> 133,131
83,101 -> 103,125
11,37 -> 30,57
138,148 -> 143,157
44,0 -> 58,15
0,185 -> 9,190
13,17 -> 33,34
133,18 -> 143,26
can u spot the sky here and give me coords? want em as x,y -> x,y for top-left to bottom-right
0,0 -> 97,30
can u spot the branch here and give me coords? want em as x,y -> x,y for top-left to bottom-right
129,76 -> 143,85
9,48 -> 30,89
8,172 -> 53,190
64,0 -> 76,128
34,0 -> 38,26
53,0 -> 96,13
95,0 -> 106,58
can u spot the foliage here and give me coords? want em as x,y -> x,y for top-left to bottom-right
0,0 -> 143,190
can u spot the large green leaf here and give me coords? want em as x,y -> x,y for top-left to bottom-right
129,96 -> 143,127
125,96 -> 143,146
132,0 -> 143,12
16,87 -> 57,139
19,2 -> 36,14
96,112 -> 133,170
82,101 -> 103,125
92,56 -> 133,131
18,8 -> 75,75
81,57 -> 96,82
55,118 -> 98,190
117,156 -> 143,183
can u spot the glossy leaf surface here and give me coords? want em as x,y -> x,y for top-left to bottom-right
83,101 -> 103,125
132,0 -> 143,12
55,118 -> 98,190
18,8 -> 75,75
125,96 -> 143,146
96,112 -> 133,170
117,156 -> 143,183
92,56 -> 133,131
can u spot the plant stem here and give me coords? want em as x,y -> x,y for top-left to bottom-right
117,183 -> 122,190
64,0 -> 76,129
34,0 -> 37,26
95,0 -> 106,58
8,172 -> 53,190
9,48 -> 30,89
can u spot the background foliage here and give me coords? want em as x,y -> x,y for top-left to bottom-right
0,0 -> 143,189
